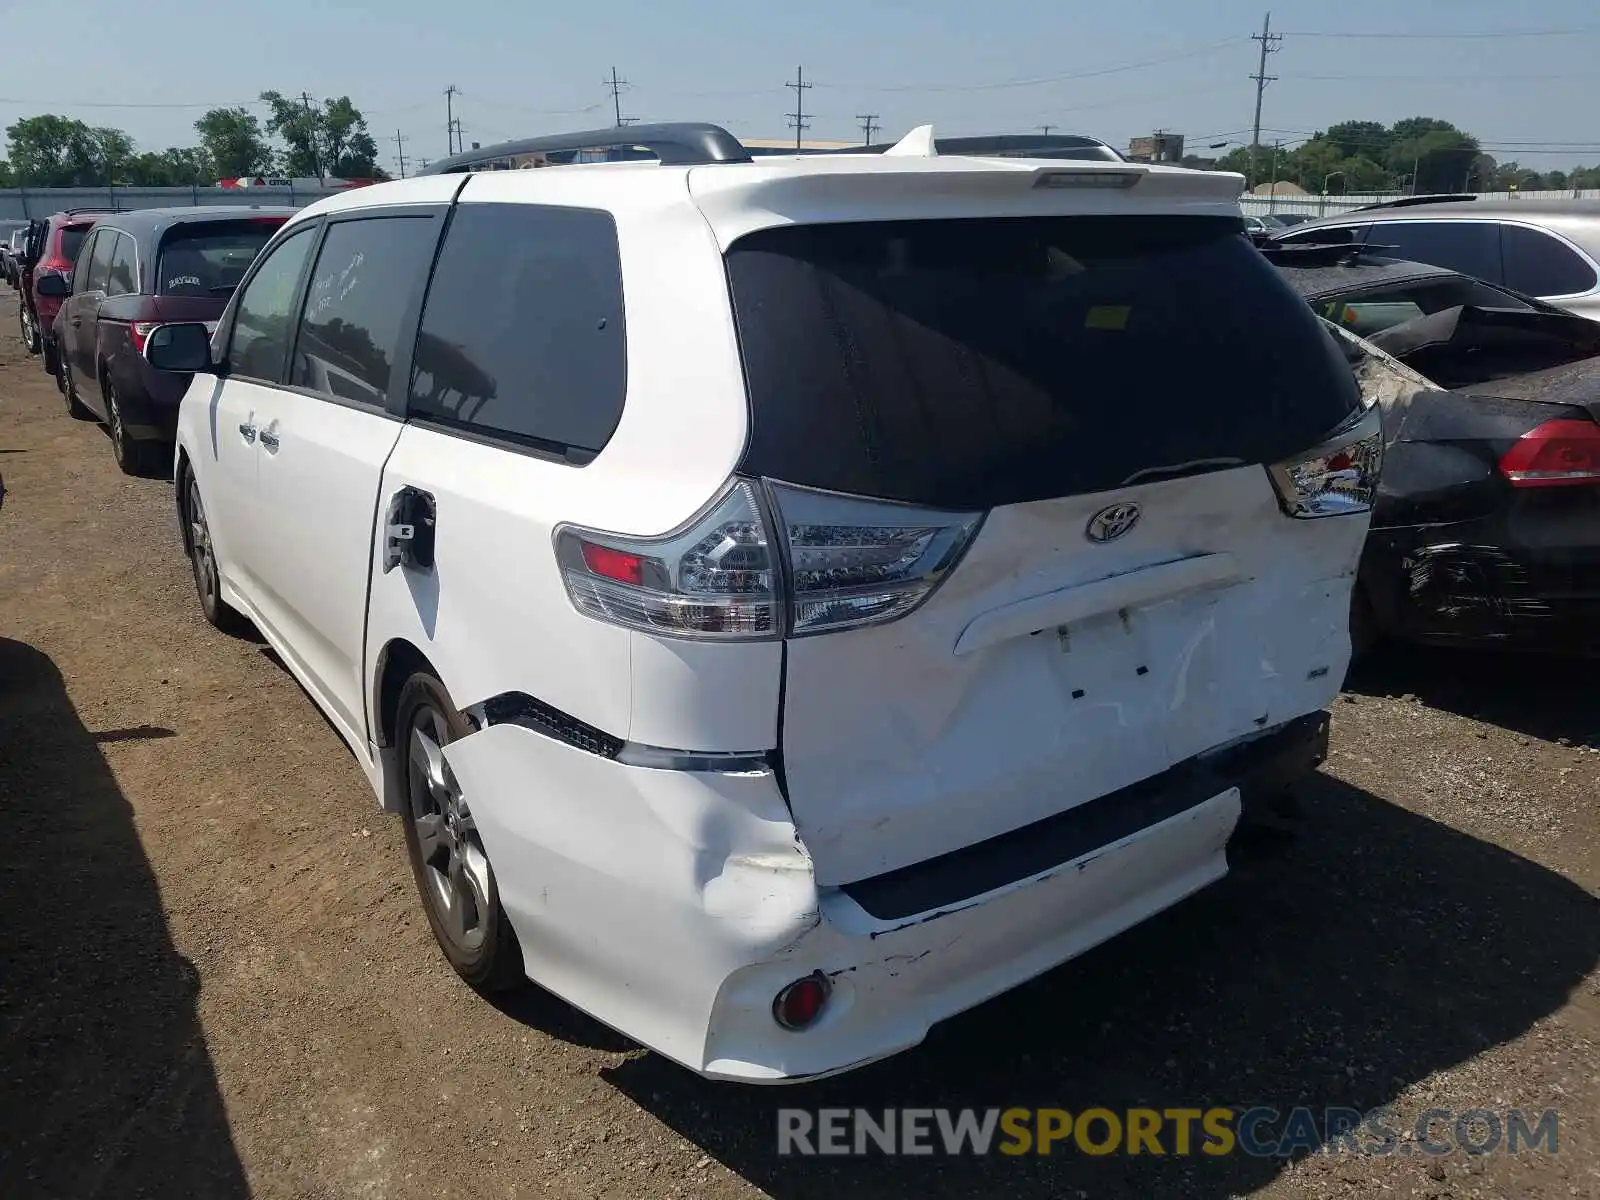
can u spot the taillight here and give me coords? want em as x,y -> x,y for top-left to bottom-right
554,479 -> 982,640
1497,419 -> 1600,488
130,322 -> 158,353
1267,408 -> 1384,518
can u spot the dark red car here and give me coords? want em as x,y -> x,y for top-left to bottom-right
18,209 -> 112,370
44,206 -> 295,473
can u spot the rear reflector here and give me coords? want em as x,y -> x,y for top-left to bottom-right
1498,418 -> 1600,487
772,972 -> 831,1031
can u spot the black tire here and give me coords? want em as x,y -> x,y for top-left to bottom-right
180,468 -> 251,636
1349,584 -> 1379,665
41,338 -> 60,380
395,671 -> 524,993
19,303 -> 39,355
60,358 -> 93,420
105,378 -> 161,476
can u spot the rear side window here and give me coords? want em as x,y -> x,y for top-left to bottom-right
290,215 -> 439,407
1367,220 -> 1502,283
1501,224 -> 1599,297
106,233 -> 137,296
1278,224 -> 1369,247
407,203 -> 626,458
726,215 -> 1361,510
157,221 -> 282,297
58,225 -> 92,264
82,230 -> 117,292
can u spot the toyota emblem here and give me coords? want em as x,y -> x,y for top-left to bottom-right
1085,502 -> 1142,544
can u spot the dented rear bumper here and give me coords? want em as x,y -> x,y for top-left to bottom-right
441,712 -> 1328,1082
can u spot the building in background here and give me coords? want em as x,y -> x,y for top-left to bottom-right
1127,132 -> 1185,164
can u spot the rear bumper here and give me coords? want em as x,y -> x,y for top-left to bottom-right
1365,515 -> 1600,655
443,712 -> 1326,1082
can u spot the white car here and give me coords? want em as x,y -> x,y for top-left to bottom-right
145,122 -> 1381,1083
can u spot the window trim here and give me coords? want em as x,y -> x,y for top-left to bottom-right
1497,219 -> 1600,300
104,231 -> 139,298
221,218 -> 324,383
279,204 -> 452,415
396,200 -> 627,464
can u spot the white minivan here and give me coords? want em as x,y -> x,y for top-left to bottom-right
146,123 -> 1381,1083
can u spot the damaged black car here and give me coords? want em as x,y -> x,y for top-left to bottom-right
1264,240 -> 1600,657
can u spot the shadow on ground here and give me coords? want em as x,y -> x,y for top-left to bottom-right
1347,642 -> 1600,747
0,637 -> 249,1198
601,771 -> 1600,1199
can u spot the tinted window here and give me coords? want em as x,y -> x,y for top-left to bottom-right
1312,275 -> 1534,338
71,229 -> 100,287
157,220 -> 283,297
289,216 -> 439,407
1278,223 -> 1369,247
59,225 -> 92,265
726,216 -> 1362,511
1367,220 -> 1502,283
230,225 -> 317,383
106,233 -> 137,296
407,203 -> 626,456
82,229 -> 117,292
1501,224 -> 1599,297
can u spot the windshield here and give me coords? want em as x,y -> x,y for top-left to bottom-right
156,220 -> 283,296
725,214 -> 1361,510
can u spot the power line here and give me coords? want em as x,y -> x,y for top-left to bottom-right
1280,24 -> 1600,39
863,37 -> 1246,94
857,113 -> 879,144
786,66 -> 811,150
1248,11 -> 1283,190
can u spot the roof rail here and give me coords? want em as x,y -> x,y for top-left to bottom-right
416,122 -> 752,174
833,133 -> 1125,161
1350,193 -> 1478,212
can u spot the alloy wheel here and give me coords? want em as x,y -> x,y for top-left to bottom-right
107,384 -> 126,465
407,706 -> 493,955
187,476 -> 217,608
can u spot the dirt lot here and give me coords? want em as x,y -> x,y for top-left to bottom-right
2,287 -> 1599,1200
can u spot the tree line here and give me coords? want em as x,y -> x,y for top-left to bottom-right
1204,117 -> 1600,194
0,93 -> 386,187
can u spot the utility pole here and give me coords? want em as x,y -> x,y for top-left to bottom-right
1039,124 -> 1056,136
300,91 -> 322,181
445,85 -> 460,156
606,67 -> 633,128
857,113 -> 879,145
1248,12 -> 1282,191
449,118 -> 464,158
786,66 -> 811,151
394,130 -> 409,178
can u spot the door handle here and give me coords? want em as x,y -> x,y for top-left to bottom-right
70,317 -> 82,327
259,429 -> 280,452
238,422 -> 257,443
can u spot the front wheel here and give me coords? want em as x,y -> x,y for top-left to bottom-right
60,358 -> 93,419
396,672 -> 524,993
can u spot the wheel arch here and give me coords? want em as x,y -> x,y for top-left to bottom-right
372,637 -> 443,752
174,445 -> 195,553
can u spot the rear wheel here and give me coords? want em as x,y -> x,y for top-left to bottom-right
396,672 -> 524,993
105,379 -> 160,476
19,304 -> 39,355
182,470 -> 250,635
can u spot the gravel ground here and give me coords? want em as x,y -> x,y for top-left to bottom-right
2,286 -> 1598,1200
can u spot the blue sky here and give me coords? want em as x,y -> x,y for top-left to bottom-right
4,0 -> 1599,170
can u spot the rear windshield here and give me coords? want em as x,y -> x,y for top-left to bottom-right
156,221 -> 283,296
726,215 -> 1363,510
58,226 -> 91,262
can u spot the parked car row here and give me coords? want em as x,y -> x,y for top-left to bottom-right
6,205 -> 293,474
10,126 -> 1594,1087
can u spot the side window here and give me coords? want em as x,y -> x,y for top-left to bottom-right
289,215 -> 440,407
72,229 -> 101,290
1368,220 -> 1502,283
407,203 -> 626,457
105,233 -> 138,297
83,230 -> 117,293
1502,224 -> 1599,298
229,225 -> 318,383
1278,224 -> 1368,247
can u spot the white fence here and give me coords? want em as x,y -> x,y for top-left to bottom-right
1240,189 -> 1600,220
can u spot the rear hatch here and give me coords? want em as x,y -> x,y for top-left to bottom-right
725,215 -> 1374,885
150,218 -> 286,330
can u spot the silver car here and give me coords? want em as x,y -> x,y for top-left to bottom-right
1272,196 -> 1600,322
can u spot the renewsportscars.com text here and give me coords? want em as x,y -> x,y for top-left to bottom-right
776,1106 -> 1559,1158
